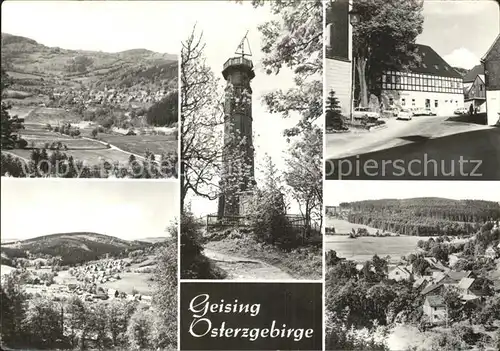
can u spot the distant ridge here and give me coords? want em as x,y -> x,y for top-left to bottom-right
1,232 -> 155,265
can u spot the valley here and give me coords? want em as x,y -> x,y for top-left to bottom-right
1,33 -> 179,178
325,197 -> 500,351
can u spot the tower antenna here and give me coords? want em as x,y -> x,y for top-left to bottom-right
235,30 -> 252,58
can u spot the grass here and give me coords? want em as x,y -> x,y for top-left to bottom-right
95,134 -> 177,155
99,272 -> 154,296
9,147 -> 133,165
205,235 -> 322,280
324,235 -> 432,262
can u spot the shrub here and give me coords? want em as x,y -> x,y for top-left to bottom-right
180,211 -> 227,279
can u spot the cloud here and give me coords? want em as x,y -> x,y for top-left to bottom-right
443,47 -> 480,69
423,0 -> 495,16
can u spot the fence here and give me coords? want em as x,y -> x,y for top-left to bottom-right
206,213 -> 321,241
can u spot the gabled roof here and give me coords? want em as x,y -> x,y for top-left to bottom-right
425,295 -> 446,307
447,270 -> 472,281
481,33 -> 500,62
413,277 -> 430,289
405,44 -> 462,79
390,265 -> 412,275
463,64 -> 485,83
421,283 -> 443,296
458,277 -> 475,290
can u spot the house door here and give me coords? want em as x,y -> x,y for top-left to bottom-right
425,99 -> 430,109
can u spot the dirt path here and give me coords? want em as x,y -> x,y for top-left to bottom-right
203,248 -> 293,280
81,136 -> 145,160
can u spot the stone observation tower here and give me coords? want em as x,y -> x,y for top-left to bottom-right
217,32 -> 256,218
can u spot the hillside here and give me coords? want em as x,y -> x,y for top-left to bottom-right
453,66 -> 468,78
1,232 -> 153,265
1,32 -> 178,97
338,197 -> 500,236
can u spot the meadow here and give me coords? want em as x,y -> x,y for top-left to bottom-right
324,235 -> 432,262
99,272 -> 154,296
9,148 -> 133,165
92,134 -> 177,156
326,218 -> 396,235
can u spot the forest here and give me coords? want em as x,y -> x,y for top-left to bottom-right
340,198 -> 500,236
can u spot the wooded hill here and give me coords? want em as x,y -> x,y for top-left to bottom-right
1,232 -> 160,265
1,33 -> 177,94
339,198 -> 500,236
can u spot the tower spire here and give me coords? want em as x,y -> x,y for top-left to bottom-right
235,30 -> 252,58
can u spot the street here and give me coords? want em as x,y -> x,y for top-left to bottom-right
325,116 -> 500,180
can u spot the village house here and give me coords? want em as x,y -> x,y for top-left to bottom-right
463,68 -> 487,114
485,246 -> 497,259
423,295 -> 448,325
457,277 -> 485,302
481,33 -> 500,125
440,270 -> 473,288
388,265 -> 413,281
325,0 -> 353,117
379,44 -> 464,116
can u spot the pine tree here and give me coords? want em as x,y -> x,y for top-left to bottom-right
325,90 -> 346,131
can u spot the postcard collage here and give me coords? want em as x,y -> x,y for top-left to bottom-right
1,0 -> 500,350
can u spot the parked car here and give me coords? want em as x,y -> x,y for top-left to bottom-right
413,108 -> 436,116
454,107 -> 468,115
382,106 -> 399,117
353,107 -> 380,119
397,108 -> 413,120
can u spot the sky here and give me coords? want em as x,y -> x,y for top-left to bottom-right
174,1 -> 304,216
325,181 -> 500,206
418,0 -> 500,69
0,179 -> 179,240
1,1 -> 183,55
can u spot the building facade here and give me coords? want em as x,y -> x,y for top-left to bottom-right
423,295 -> 448,325
464,74 -> 486,113
325,0 -> 353,117
388,266 -> 413,282
482,33 -> 500,126
379,44 -> 464,116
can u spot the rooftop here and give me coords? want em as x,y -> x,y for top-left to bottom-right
463,64 -> 485,83
401,44 -> 462,79
426,295 -> 446,307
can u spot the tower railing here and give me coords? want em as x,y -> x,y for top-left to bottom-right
223,57 -> 254,71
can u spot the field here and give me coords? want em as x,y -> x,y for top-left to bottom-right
99,272 -> 154,296
9,147 -> 133,165
326,218 -> 396,235
324,235 -> 432,262
94,134 -> 177,156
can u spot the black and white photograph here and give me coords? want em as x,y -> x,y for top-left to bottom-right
324,181 -> 500,350
0,179 -> 178,350
325,0 -> 500,180
179,1 -> 323,280
1,1 -> 179,179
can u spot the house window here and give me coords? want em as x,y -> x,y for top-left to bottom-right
401,98 -> 406,106
412,99 -> 416,106
480,85 -> 483,91
434,100 -> 438,108
389,97 -> 394,105
382,75 -> 386,83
